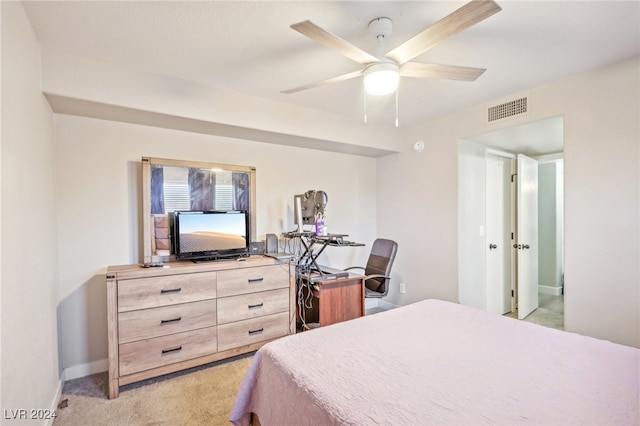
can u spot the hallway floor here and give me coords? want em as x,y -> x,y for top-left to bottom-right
505,293 -> 564,330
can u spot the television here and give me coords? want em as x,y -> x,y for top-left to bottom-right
169,210 -> 249,261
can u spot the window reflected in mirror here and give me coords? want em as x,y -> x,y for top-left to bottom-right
142,157 -> 256,262
151,166 -> 250,213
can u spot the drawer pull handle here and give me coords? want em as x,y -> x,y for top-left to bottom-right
160,317 -> 182,325
248,303 -> 264,309
248,328 -> 264,336
160,288 -> 182,294
161,346 -> 182,355
247,278 -> 264,284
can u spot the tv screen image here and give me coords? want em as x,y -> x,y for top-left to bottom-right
171,211 -> 249,261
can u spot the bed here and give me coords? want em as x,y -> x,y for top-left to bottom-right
230,299 -> 639,425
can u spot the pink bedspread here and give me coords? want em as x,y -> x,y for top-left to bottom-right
230,299 -> 639,425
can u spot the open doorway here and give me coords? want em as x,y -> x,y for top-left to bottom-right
458,116 -> 564,329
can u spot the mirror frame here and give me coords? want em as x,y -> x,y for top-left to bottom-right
141,156 -> 257,262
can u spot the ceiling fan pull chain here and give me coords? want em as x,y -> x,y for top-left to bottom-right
395,89 -> 399,128
364,90 -> 368,124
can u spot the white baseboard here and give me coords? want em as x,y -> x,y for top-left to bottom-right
62,358 -> 108,382
51,360 -> 107,425
538,285 -> 563,296
378,299 -> 399,310
365,298 -> 399,311
47,379 -> 63,426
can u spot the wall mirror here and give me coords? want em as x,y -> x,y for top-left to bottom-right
142,156 -> 256,262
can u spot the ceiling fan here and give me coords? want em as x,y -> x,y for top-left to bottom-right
282,0 -> 502,96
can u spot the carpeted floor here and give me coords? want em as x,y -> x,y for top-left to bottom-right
53,353 -> 254,426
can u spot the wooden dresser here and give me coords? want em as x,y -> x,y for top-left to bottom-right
106,256 -> 294,399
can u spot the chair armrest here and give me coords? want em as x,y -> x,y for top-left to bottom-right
363,274 -> 390,281
344,266 -> 365,272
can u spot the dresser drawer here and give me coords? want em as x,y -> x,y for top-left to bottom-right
217,265 -> 289,297
118,271 -> 217,312
118,299 -> 217,344
119,326 -> 217,376
217,288 -> 289,325
217,311 -> 290,352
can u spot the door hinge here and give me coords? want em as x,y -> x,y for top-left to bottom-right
511,289 -> 515,297
511,173 -> 517,182
511,232 -> 514,240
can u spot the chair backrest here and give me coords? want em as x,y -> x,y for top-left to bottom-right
364,238 -> 398,296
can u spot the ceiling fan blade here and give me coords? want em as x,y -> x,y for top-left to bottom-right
400,62 -> 486,81
281,70 -> 364,94
386,0 -> 502,65
291,20 -> 379,65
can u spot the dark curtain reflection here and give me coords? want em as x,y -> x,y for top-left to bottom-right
188,168 -> 216,210
232,172 -> 249,211
150,165 -> 165,214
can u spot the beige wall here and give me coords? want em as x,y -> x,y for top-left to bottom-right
561,59 -> 639,346
1,1 -> 61,420
379,57 -> 639,348
54,114 -> 377,376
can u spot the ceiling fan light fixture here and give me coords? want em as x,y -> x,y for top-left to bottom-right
363,62 -> 399,96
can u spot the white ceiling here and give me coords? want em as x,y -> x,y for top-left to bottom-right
22,1 -> 640,130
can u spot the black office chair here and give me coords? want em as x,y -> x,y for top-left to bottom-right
345,238 -> 398,298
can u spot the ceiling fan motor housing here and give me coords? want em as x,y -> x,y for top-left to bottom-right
369,17 -> 393,40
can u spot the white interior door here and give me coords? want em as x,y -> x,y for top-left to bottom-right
517,154 -> 539,319
486,155 -> 512,314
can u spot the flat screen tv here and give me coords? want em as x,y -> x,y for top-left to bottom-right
169,210 -> 249,261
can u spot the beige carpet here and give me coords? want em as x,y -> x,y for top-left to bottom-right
54,354 -> 254,426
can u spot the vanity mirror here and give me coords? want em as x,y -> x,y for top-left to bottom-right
141,157 -> 256,262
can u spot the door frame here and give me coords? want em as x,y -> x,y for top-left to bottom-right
458,116 -> 564,321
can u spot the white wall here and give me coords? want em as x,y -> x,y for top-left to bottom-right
1,1 -> 61,421
54,114 -> 377,376
380,57 -> 639,347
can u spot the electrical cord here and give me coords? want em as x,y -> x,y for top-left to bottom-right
282,231 -> 325,331
296,275 -> 316,331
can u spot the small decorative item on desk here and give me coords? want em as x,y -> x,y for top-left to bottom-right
315,212 -> 325,236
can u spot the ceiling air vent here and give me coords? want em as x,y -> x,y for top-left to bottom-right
488,97 -> 528,122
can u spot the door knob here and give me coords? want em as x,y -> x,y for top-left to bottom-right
522,244 -> 530,249
489,244 -> 497,250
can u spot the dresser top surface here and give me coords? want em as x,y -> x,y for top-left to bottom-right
107,256 -> 291,279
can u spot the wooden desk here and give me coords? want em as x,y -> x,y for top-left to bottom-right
298,274 -> 364,328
